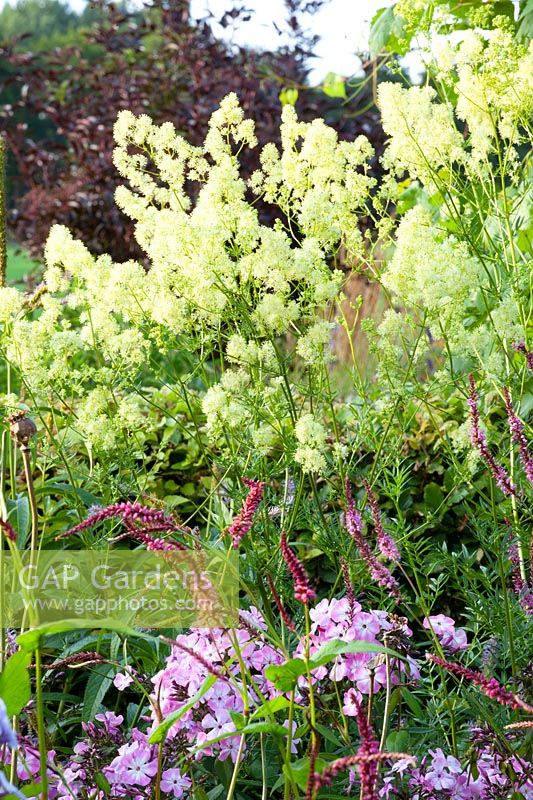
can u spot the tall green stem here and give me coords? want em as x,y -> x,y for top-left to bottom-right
34,647 -> 49,800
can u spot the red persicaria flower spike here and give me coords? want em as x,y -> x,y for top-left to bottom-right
227,478 -> 265,548
280,532 -> 316,605
362,479 -> 400,561
305,730 -> 320,800
426,653 -> 533,714
504,386 -> 533,488
512,342 -> 533,371
468,376 -> 516,497
266,574 -> 296,632
345,481 -> 402,603
352,695 -> 380,798
0,519 -> 16,542
40,652 -> 106,671
56,501 -> 184,540
340,556 -> 358,625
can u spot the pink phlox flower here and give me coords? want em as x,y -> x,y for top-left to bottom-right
282,719 -> 301,754
239,605 -> 268,631
342,688 -> 361,716
108,740 -> 157,787
219,735 -> 245,762
423,615 -> 468,652
160,768 -> 192,798
113,673 -> 134,691
351,611 -> 382,641
201,710 -> 232,741
95,711 -> 123,734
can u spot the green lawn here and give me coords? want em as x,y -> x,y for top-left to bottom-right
6,243 -> 40,285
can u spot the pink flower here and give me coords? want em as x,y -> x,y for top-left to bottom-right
160,768 -> 192,798
227,478 -> 265,548
108,741 -> 158,787
423,615 -> 468,652
425,748 -> 462,790
280,532 -> 316,604
351,611 -> 382,641
113,672 -> 134,691
95,711 -> 123,733
423,614 -> 455,636
342,688 -> 361,716
468,376 -> 516,497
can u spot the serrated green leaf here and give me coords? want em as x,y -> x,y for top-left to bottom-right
82,664 -> 113,722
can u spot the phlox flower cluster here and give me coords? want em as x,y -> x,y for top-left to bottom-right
294,597 -> 420,696
2,600 -> 423,798
381,745 -> 533,799
423,615 -> 468,653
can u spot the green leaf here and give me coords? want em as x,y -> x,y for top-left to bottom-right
36,481 -> 100,507
309,639 -> 402,668
148,674 -> 218,744
423,482 -> 444,512
369,5 -> 414,56
322,72 -> 346,99
399,688 -> 424,719
518,0 -> 533,39
188,721 -> 289,754
314,722 -> 343,748
6,496 -> 30,549
0,650 -> 31,715
282,757 -> 327,791
264,659 -> 307,692
250,696 -> 293,720
265,640 -> 401,692
386,729 -> 410,752
94,773 -> 111,794
17,618 -> 157,652
82,664 -> 114,722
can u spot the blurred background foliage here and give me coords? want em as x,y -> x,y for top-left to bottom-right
0,0 -> 386,261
